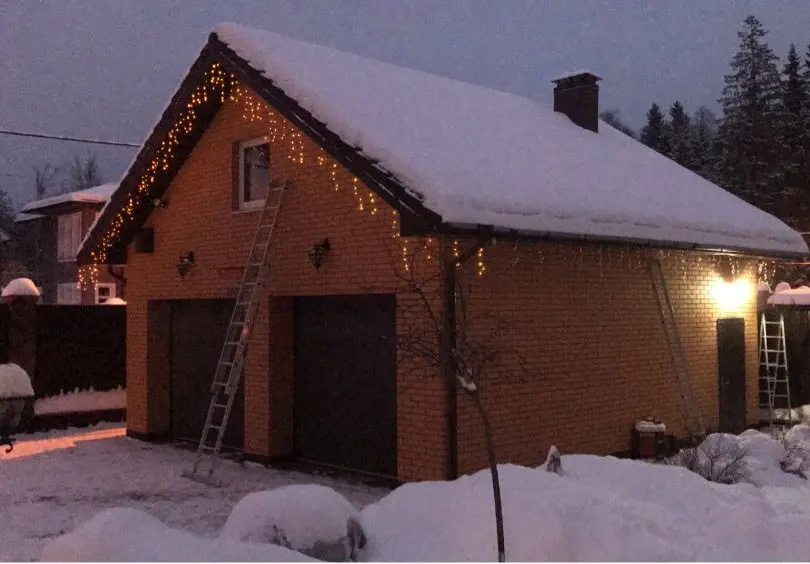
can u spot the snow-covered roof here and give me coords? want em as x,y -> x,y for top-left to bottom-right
213,23 -> 807,257
550,69 -> 600,82
21,184 -> 117,214
14,212 -> 43,224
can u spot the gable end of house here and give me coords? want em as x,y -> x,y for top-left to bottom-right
77,34 -> 441,266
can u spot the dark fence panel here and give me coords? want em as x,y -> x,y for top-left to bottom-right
35,306 -> 126,397
0,304 -> 9,364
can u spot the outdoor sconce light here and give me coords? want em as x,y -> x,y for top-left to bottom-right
176,250 -> 196,278
309,238 -> 331,270
152,197 -> 168,208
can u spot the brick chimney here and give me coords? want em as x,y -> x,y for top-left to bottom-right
551,71 -> 601,133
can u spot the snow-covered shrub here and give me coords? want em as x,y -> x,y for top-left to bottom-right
667,434 -> 750,484
780,425 -> 810,479
221,485 -> 366,561
41,507 -> 309,561
0,363 -> 34,399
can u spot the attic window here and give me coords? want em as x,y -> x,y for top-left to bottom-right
238,138 -> 270,210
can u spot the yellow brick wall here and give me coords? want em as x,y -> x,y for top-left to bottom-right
120,82 -> 761,483
454,240 -> 758,474
123,87 -> 447,481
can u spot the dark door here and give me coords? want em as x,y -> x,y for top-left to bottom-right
170,299 -> 244,449
717,318 -> 747,433
294,294 -> 397,476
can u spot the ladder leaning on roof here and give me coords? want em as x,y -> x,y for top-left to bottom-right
758,313 -> 793,428
182,179 -> 288,486
646,258 -> 706,441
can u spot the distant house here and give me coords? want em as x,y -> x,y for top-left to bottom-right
78,25 -> 805,482
17,185 -> 123,304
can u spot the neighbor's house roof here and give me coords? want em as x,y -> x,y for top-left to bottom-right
78,24 -> 808,264
21,183 -> 117,215
14,212 -> 44,224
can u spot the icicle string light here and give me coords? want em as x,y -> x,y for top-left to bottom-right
82,66 -> 429,288
84,64 -> 774,289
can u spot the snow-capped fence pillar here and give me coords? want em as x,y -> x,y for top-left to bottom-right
2,279 -> 40,380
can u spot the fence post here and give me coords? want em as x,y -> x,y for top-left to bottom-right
4,294 -> 38,382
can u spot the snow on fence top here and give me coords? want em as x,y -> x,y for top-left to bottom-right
1,278 -> 40,298
21,183 -> 117,214
0,363 -> 34,399
214,23 -> 807,256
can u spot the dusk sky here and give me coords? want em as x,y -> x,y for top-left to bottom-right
1,0 -> 809,206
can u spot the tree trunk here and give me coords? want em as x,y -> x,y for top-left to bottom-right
471,391 -> 505,562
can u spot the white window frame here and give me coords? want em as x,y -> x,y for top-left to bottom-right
238,138 -> 271,211
57,212 -> 82,262
95,283 -> 116,304
57,283 -> 81,305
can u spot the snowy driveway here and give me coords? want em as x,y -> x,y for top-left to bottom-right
0,424 -> 387,562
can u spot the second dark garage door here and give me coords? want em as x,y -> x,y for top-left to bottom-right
294,294 -> 397,477
170,299 -> 244,450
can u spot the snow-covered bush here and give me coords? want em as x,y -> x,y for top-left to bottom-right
667,433 -> 750,484
221,485 -> 366,561
0,363 -> 34,399
780,425 -> 810,479
41,507 -> 309,561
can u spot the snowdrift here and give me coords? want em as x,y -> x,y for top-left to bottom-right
41,507 -> 310,562
40,426 -> 810,562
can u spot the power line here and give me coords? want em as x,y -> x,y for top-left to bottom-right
0,128 -> 139,148
0,172 -> 31,180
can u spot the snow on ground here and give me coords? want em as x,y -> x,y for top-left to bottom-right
0,424 -> 386,562
42,507 -> 311,562
34,386 -> 126,415
11,424 -> 810,561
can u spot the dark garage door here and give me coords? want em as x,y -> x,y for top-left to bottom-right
294,294 -> 397,476
171,299 -> 244,449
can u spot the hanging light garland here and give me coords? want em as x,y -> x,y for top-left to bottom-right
79,64 -> 422,289
80,62 -> 778,293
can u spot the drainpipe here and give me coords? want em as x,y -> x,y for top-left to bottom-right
440,234 -> 493,480
439,242 -> 458,479
107,265 -> 127,299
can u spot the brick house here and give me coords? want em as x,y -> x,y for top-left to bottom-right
78,24 -> 806,482
17,185 -> 124,305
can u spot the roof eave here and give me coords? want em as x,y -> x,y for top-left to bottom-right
437,221 -> 809,261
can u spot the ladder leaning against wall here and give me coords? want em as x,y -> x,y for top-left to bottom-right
182,179 -> 288,486
646,258 -> 706,441
758,313 -> 793,428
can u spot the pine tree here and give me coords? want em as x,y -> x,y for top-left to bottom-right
640,103 -> 671,154
716,15 -> 788,221
781,44 -> 809,227
668,101 -> 694,168
690,105 -> 718,181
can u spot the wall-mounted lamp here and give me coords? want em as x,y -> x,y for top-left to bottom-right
309,238 -> 330,270
176,250 -> 195,278
152,197 -> 168,208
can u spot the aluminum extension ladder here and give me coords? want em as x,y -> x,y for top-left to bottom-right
183,181 -> 287,485
758,313 -> 793,427
647,259 -> 705,440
